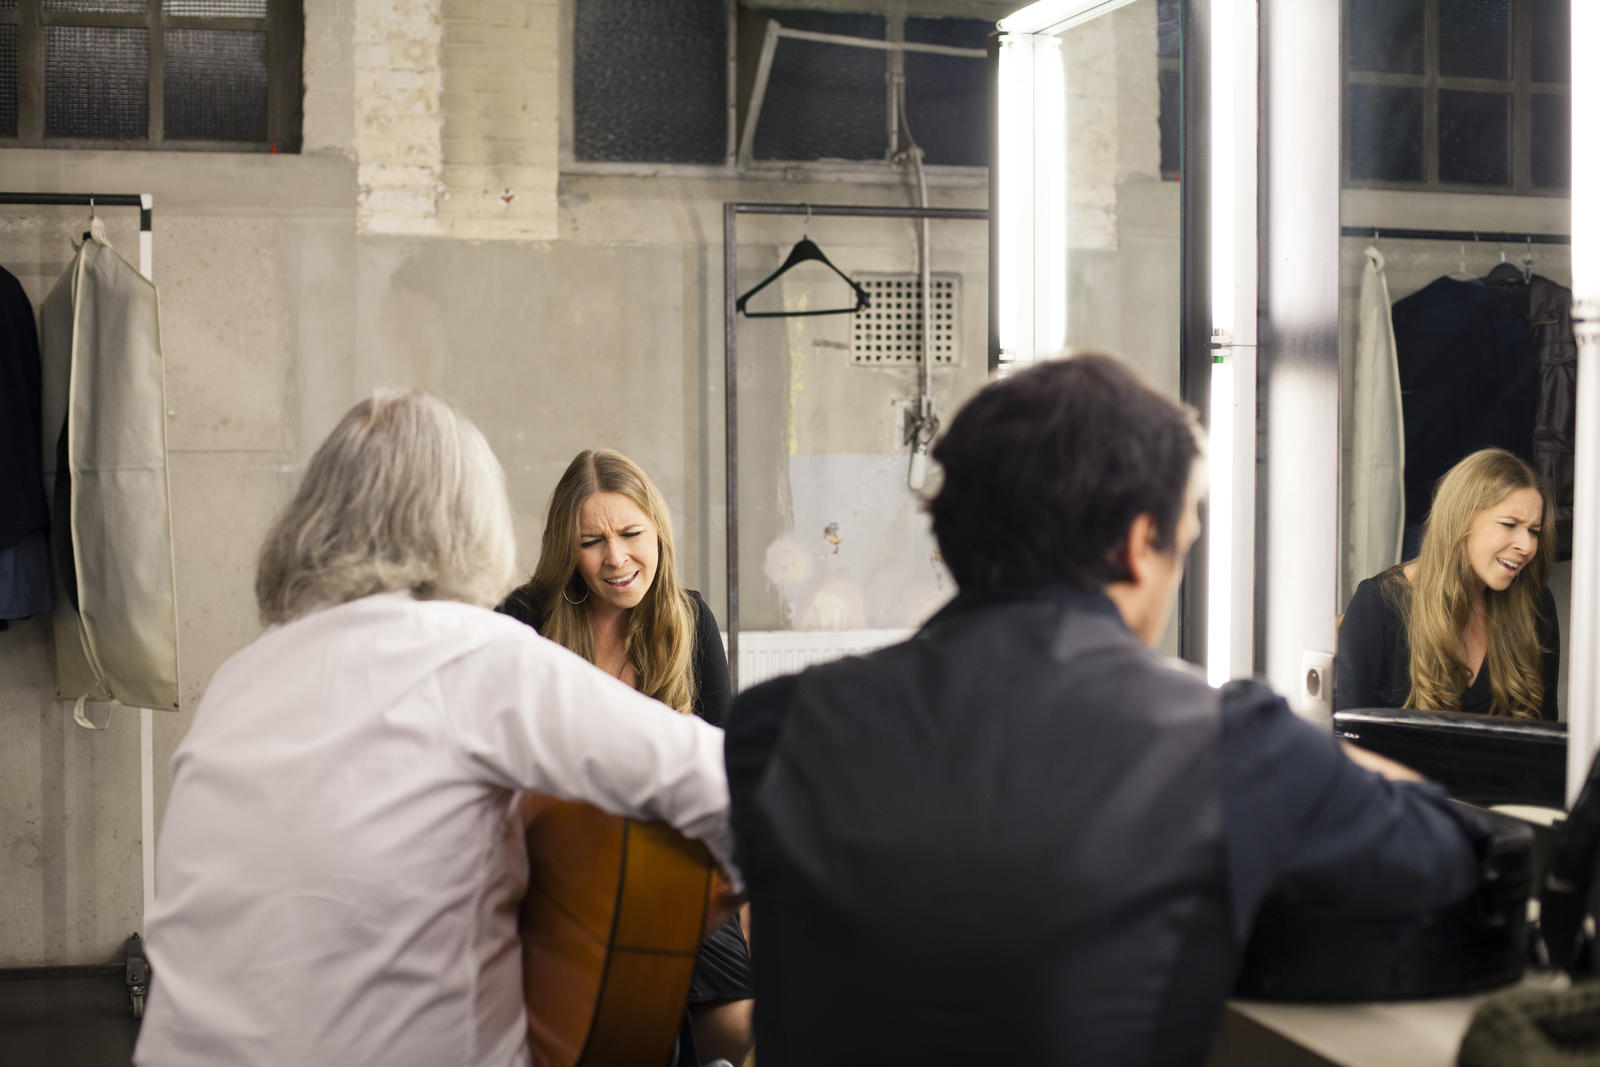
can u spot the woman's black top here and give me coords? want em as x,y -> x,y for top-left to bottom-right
497,587 -> 731,726
1335,566 -> 1561,721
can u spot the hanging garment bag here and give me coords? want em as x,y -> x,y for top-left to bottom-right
38,227 -> 179,717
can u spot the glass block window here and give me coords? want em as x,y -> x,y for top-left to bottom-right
0,25 -> 15,137
1157,0 -> 1179,179
164,28 -> 267,141
572,3 -> 991,170
0,0 -> 300,150
45,25 -> 148,138
1344,0 -> 1570,193
751,10 -> 887,162
1346,84 -> 1424,182
573,0 -> 726,163
903,16 -> 991,167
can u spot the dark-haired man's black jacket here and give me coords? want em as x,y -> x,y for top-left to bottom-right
726,587 -> 1487,1066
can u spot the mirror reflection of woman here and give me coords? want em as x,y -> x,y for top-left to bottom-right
499,449 -> 753,1066
1335,448 -> 1559,720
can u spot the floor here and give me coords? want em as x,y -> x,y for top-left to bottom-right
0,969 -> 140,1066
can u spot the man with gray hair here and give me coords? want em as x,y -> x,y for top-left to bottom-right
136,390 -> 738,1067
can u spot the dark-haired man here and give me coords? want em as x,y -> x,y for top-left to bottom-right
725,353 -> 1487,1065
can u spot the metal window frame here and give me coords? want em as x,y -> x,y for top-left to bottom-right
0,0 -> 302,151
562,0 -> 994,177
1342,0 -> 1571,195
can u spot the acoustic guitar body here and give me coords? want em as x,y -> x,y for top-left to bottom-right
518,794 -> 717,1067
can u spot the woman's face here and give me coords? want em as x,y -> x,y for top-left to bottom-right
576,491 -> 660,614
1462,487 -> 1543,593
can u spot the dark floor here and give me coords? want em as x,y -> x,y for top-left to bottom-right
0,970 -> 140,1067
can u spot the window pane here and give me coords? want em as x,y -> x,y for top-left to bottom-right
45,26 -> 148,139
904,16 -> 988,167
1439,0 -> 1508,79
574,0 -> 725,163
1347,0 -> 1422,74
1346,84 -> 1423,182
1531,92 -> 1571,189
43,0 -> 147,11
752,10 -> 886,162
0,25 -> 15,138
164,28 -> 266,141
1157,0 -> 1179,61
1532,0 -> 1570,84
1159,68 -> 1179,178
164,0 -> 267,15
1438,89 -> 1508,185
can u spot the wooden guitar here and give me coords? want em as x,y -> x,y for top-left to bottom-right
518,794 -> 737,1067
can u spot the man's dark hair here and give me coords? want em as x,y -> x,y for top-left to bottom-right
928,353 -> 1203,593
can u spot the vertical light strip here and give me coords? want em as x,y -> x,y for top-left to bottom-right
1035,34 -> 1068,358
996,31 -> 1068,364
1207,0 -> 1258,686
996,33 -> 1035,363
1567,1 -> 1600,804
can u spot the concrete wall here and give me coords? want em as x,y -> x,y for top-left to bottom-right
0,0 -> 1177,966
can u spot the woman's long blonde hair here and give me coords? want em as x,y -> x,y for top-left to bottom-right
506,450 -> 696,714
1398,448 -> 1555,719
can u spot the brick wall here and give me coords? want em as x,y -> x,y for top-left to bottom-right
321,0 -> 559,239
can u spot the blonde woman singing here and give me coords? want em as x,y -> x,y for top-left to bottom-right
1336,448 -> 1559,720
500,448 -> 752,1067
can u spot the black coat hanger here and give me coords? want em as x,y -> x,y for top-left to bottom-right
736,235 -> 870,318
1484,241 -> 1526,285
1484,260 -> 1526,285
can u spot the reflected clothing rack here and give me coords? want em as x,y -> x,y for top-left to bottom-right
722,201 -> 987,692
1341,226 -> 1570,246
0,190 -> 158,932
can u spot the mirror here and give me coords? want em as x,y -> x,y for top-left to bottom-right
1336,0 -> 1573,735
995,0 -> 1185,648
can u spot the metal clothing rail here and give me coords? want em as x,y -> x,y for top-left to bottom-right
722,201 -> 988,692
0,190 -> 157,931
1340,225 -> 1570,245
0,191 -> 156,276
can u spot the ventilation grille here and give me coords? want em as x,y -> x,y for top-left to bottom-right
851,273 -> 959,365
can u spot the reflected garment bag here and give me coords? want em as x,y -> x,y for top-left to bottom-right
38,226 -> 179,716
1346,245 -> 1404,601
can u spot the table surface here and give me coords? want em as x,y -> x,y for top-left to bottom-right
1214,973 -> 1570,1067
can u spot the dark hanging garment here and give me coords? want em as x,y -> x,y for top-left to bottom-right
1391,277 -> 1539,549
0,265 -> 53,620
0,265 -> 47,548
1490,274 -> 1576,561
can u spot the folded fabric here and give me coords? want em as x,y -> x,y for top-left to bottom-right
1457,981 -> 1600,1067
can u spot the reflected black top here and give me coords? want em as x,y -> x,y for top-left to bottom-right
1335,566 -> 1560,720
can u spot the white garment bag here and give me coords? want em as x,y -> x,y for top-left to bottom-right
1346,244 -> 1406,599
38,223 -> 180,717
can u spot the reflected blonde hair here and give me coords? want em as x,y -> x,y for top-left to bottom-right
505,450 -> 695,714
1400,449 -> 1555,719
256,389 -> 517,625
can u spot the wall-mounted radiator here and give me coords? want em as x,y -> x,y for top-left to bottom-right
725,630 -> 913,691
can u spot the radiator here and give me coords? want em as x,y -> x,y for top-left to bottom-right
725,629 -> 912,691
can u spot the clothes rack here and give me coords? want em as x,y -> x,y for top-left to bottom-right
723,201 -> 987,691
0,190 -> 157,931
1340,225 -> 1570,246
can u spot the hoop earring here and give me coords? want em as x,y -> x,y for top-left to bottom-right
563,582 -> 589,606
